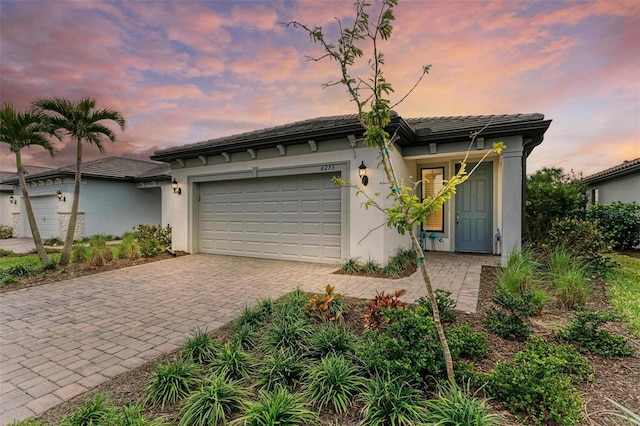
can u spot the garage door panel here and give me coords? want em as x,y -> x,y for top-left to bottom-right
199,173 -> 342,263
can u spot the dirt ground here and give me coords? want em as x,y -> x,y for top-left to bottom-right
30,254 -> 639,425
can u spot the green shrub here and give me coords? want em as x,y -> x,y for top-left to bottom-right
416,289 -> 458,324
256,348 -> 306,392
525,167 -> 587,243
425,381 -> 502,426
133,224 -> 171,258
180,328 -> 221,365
548,218 -> 614,273
359,373 -> 429,426
89,234 -> 108,250
304,355 -> 366,414
234,387 -> 317,426
211,342 -> 253,380
559,309 -> 633,357
143,360 -> 200,409
484,287 -> 540,341
60,393 -> 118,426
308,323 -> 358,358
178,374 -> 244,426
359,306 -> 443,385
488,338 -> 589,425
446,322 -> 489,362
587,201 -> 640,250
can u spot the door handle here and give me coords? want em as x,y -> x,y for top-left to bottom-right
456,211 -> 460,227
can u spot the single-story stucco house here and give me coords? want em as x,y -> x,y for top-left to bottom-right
3,157 -> 171,240
583,157 -> 640,207
151,113 -> 551,266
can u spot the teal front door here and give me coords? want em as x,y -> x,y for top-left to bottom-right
455,163 -> 493,253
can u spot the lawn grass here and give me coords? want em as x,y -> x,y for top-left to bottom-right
605,254 -> 640,337
0,254 -> 42,269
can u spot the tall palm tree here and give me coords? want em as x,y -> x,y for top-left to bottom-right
33,97 -> 126,266
0,104 -> 57,265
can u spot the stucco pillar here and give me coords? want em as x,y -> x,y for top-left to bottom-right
160,184 -> 173,227
501,142 -> 525,266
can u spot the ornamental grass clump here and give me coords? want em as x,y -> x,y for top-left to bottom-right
180,328 -> 221,365
256,348 -> 306,392
60,393 -> 118,426
547,247 -> 591,309
177,373 -> 245,426
211,342 -> 253,381
143,360 -> 200,409
359,373 -> 429,426
307,323 -> 358,358
304,354 -> 366,414
425,381 -> 502,426
232,387 -> 317,426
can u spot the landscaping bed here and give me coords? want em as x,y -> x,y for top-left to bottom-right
31,259 -> 640,426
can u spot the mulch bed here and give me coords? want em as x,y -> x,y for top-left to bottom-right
9,253 -> 638,425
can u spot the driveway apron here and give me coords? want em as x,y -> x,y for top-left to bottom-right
0,252 -> 497,424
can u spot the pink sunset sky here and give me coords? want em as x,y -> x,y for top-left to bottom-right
1,0 -> 638,176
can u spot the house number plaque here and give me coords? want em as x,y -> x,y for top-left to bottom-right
320,164 -> 335,171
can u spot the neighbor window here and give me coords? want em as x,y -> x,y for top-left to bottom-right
422,167 -> 445,232
591,188 -> 599,204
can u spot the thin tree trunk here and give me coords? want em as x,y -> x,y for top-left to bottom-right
377,143 -> 456,384
15,152 -> 49,265
59,139 -> 82,266
407,228 -> 455,383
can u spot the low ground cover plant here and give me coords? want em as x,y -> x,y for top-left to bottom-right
606,254 -> 640,337
338,247 -> 417,278
558,308 -> 633,357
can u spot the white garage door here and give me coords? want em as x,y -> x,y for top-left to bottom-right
23,195 -> 58,238
199,173 -> 342,263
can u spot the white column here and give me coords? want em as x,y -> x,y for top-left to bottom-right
501,139 -> 524,266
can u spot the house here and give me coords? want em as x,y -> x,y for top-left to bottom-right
582,158 -> 640,206
1,166 -> 54,228
151,113 -> 551,266
4,157 -> 171,239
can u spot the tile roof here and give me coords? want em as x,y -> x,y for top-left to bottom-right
582,157 -> 640,184
152,112 -> 550,161
2,157 -> 170,184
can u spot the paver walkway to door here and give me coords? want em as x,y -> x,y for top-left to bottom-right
0,252 -> 497,424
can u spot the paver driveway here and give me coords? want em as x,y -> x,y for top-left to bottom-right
0,252 -> 497,424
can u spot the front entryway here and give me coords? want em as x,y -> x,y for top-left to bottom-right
455,162 -> 493,253
198,173 -> 342,263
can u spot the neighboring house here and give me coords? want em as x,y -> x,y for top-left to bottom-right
4,157 -> 171,239
583,158 -> 640,207
152,113 -> 551,266
1,166 -> 54,228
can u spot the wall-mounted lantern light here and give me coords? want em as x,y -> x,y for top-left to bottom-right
56,190 -> 66,202
9,195 -> 17,204
358,161 -> 369,186
171,178 -> 182,195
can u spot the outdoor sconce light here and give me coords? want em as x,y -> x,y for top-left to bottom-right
171,179 -> 182,195
56,190 -> 65,202
358,161 -> 369,186
9,195 -> 17,204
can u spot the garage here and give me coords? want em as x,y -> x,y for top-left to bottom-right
23,195 -> 59,239
199,173 -> 342,263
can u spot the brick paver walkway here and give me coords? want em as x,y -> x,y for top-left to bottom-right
0,252 -> 497,424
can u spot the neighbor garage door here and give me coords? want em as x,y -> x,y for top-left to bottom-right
199,173 -> 342,263
23,195 -> 58,238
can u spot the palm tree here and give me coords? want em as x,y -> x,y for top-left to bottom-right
33,97 -> 126,266
0,104 -> 57,265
